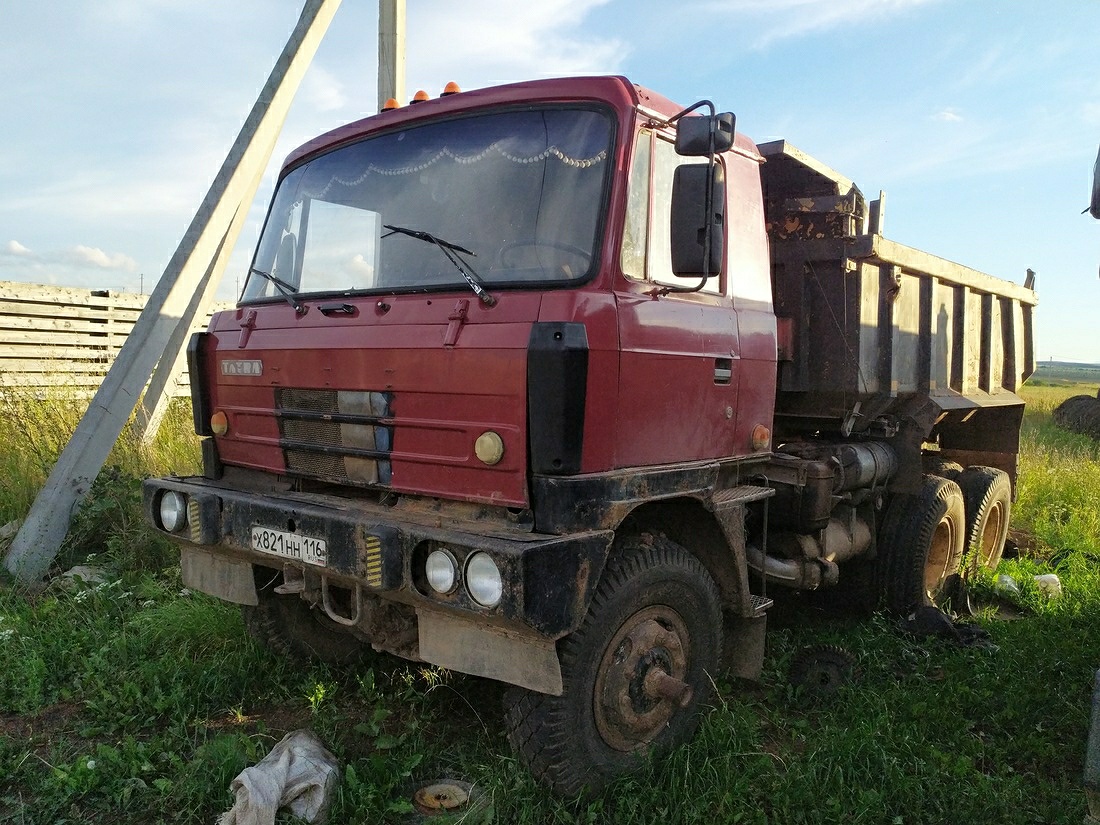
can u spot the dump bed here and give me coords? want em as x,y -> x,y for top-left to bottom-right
759,140 -> 1037,472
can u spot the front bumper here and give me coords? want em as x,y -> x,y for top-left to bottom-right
142,476 -> 612,640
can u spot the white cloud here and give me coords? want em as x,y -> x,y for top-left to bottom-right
702,0 -> 941,49
349,254 -> 374,277
933,108 -> 964,123
303,66 -> 348,113
6,240 -> 32,256
69,245 -> 138,272
1,243 -> 142,291
409,0 -> 628,88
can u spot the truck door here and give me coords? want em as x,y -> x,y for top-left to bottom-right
615,128 -> 743,467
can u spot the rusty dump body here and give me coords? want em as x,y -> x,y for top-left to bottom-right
143,76 -> 1036,715
761,140 -> 1037,486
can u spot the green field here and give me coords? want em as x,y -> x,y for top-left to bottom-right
1029,360 -> 1100,389
2,385 -> 1100,824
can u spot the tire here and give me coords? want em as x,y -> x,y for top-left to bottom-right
957,466 -> 1011,576
243,572 -> 369,666
876,475 -> 966,614
502,533 -> 722,798
922,455 -> 963,481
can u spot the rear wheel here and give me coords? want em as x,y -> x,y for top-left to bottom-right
957,466 -> 1012,576
877,476 -> 966,613
922,455 -> 963,481
502,533 -> 722,797
243,571 -> 369,665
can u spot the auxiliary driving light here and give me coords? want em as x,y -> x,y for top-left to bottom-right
465,552 -> 503,608
158,490 -> 188,533
474,431 -> 504,465
425,549 -> 458,594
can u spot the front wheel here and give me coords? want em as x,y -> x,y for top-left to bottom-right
503,533 -> 722,797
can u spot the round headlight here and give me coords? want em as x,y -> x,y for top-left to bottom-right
159,490 -> 188,533
425,549 -> 457,594
465,552 -> 502,608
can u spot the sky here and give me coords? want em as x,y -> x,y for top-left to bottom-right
3,0 -> 1100,361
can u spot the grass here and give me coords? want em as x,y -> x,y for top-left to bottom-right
1,384 -> 1100,822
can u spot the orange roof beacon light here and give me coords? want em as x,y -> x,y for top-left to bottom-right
441,81 -> 461,96
381,97 -> 400,111
410,89 -> 431,104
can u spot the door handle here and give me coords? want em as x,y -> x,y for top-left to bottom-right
714,358 -> 732,385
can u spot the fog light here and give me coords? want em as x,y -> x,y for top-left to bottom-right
425,549 -> 457,594
159,490 -> 188,533
474,431 -> 504,465
465,552 -> 502,607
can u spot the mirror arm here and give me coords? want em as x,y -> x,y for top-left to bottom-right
659,100 -> 718,295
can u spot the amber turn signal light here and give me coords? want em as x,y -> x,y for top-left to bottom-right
211,410 -> 229,436
751,424 -> 771,451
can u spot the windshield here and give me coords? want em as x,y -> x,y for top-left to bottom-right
242,107 -> 613,302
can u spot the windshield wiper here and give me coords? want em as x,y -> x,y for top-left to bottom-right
382,224 -> 497,307
248,267 -> 307,315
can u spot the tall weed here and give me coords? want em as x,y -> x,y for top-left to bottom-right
0,388 -> 200,575
1016,385 -> 1100,569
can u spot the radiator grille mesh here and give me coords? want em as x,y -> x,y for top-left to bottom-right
274,389 -> 392,486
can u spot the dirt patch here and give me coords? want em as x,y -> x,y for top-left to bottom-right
0,701 -> 82,744
1005,527 -> 1039,559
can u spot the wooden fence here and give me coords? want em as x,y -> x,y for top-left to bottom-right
0,280 -> 231,395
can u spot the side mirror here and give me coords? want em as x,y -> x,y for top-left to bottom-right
1091,144 -> 1100,220
670,163 -> 725,277
675,112 -> 736,157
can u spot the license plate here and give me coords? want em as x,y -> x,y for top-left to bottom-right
251,525 -> 327,567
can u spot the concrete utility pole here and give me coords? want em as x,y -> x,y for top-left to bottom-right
132,194 -> 250,442
4,0 -> 343,587
378,0 -> 406,109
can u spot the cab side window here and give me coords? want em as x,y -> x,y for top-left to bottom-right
621,130 -> 722,294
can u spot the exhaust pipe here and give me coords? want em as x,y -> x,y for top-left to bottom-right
746,544 -> 837,589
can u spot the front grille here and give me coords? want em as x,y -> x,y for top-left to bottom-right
279,388 -> 340,414
274,389 -> 393,486
285,449 -> 348,478
283,417 -> 342,447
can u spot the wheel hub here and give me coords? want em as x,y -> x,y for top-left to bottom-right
978,500 -> 1006,567
593,606 -> 691,752
925,517 -> 959,606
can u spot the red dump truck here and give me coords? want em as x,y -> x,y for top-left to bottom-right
144,75 -> 1037,795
